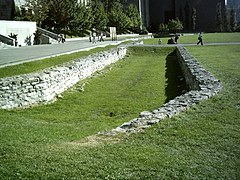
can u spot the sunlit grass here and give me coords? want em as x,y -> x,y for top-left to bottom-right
143,32 -> 240,45
0,38 -> 239,178
0,46 -> 189,178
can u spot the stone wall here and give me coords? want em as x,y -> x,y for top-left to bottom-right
0,45 -> 222,134
105,46 -> 222,135
0,47 -> 127,109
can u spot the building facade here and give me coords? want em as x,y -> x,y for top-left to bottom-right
1,0 -> 227,32
127,0 -> 225,32
227,0 -> 240,22
148,0 -> 225,32
0,0 -> 15,20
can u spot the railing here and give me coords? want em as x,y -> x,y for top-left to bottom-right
37,27 -> 58,41
0,34 -> 14,46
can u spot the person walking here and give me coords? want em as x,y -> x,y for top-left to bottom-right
92,31 -> 96,44
197,32 -> 203,45
99,32 -> 104,42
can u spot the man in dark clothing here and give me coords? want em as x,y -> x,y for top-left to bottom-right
197,32 -> 203,45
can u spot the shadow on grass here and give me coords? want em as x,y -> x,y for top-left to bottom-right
165,50 -> 189,103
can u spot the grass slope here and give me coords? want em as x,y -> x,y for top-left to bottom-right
0,44 -> 239,179
39,45 -> 239,179
0,46 -> 186,178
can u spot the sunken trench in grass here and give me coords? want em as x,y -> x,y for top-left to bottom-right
64,46 -> 189,135
0,47 -> 189,146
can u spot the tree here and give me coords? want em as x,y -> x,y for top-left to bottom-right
90,0 -> 108,31
24,0 -> 49,27
68,3 -> 93,36
230,6 -> 236,31
216,2 -> 223,32
126,4 -> 141,33
158,23 -> 168,34
168,18 -> 183,33
108,1 -> 131,34
184,0 -> 190,30
223,5 -> 230,32
191,7 -> 197,32
14,6 -> 23,21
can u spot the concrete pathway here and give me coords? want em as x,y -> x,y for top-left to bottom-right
0,39 -> 125,68
178,42 -> 240,46
134,42 -> 240,47
1,39 -> 239,68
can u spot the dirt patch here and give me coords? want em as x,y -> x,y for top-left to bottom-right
62,134 -> 123,148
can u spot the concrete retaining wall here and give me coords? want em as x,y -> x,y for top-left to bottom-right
0,20 -> 37,46
0,47 -> 127,109
106,46 -> 222,135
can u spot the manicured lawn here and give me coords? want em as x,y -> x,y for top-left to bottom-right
0,43 -> 239,178
144,32 -> 240,45
0,46 -> 185,178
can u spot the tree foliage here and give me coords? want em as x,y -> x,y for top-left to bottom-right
19,0 -> 141,36
223,5 -> 230,32
68,3 -> 93,36
216,2 -> 223,32
90,0 -> 108,31
230,7 -> 236,32
168,19 -> 183,33
24,0 -> 49,26
158,23 -> 169,34
192,8 -> 197,31
126,4 -> 142,33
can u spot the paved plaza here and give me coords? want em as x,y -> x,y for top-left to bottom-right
0,38 -> 124,67
1,37 -> 239,68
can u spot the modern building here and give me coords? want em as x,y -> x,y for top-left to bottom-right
227,0 -> 240,22
227,0 -> 240,7
125,0 -> 150,28
127,0 -> 225,32
148,0 -> 225,32
1,0 -> 227,32
0,0 -> 15,20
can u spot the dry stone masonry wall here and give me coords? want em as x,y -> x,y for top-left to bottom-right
0,45 -> 222,135
0,47 -> 127,109
106,46 -> 222,135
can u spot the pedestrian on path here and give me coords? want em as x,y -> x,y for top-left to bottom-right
99,32 -> 104,42
197,32 -> 203,45
92,31 -> 96,44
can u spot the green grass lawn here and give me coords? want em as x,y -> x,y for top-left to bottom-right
0,41 -> 239,178
0,46 -> 185,178
144,32 -> 240,45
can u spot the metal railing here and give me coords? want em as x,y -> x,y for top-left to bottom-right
37,27 -> 58,41
0,34 -> 14,46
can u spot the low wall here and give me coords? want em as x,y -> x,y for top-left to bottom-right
106,46 -> 222,135
0,47 -> 127,109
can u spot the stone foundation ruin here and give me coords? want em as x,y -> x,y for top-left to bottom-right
0,47 -> 126,109
0,45 -> 222,134
107,46 -> 222,134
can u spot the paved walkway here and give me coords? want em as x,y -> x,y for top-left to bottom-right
135,42 -> 240,47
1,39 -> 239,68
0,39 -> 125,67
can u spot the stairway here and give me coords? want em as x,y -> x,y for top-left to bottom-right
0,34 -> 16,49
37,27 -> 59,44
